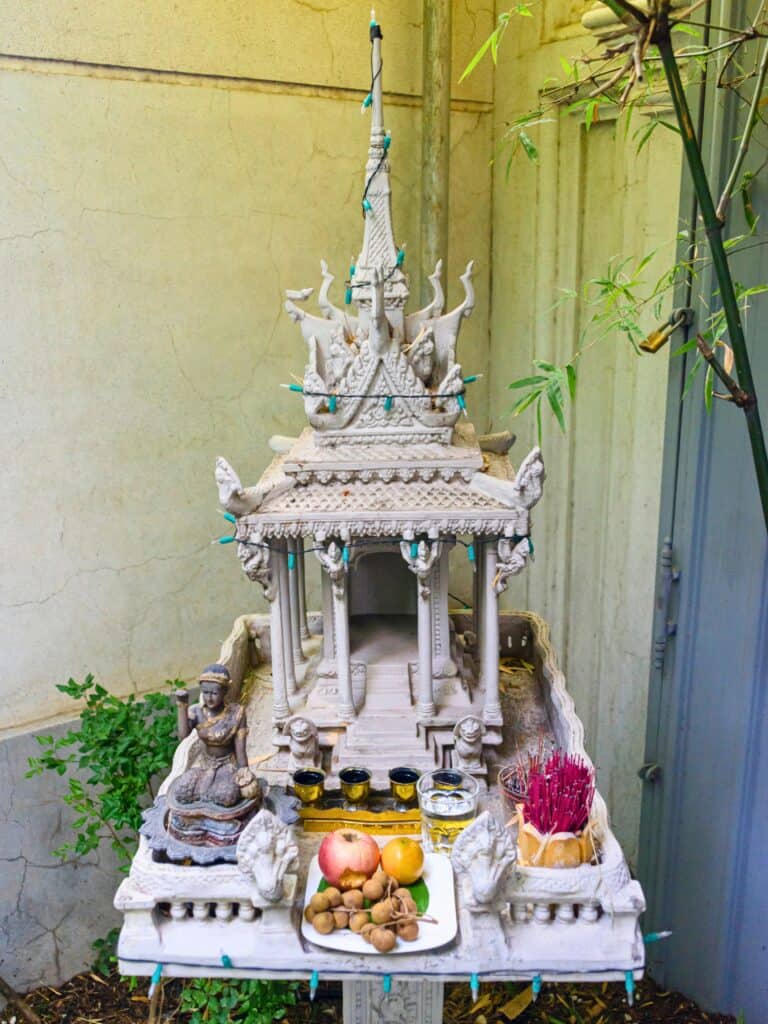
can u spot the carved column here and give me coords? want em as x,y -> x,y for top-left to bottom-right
473,535 -> 484,642
296,537 -> 310,641
480,538 -> 502,726
431,543 -> 456,677
287,538 -> 306,664
238,537 -> 289,721
315,540 -> 354,721
318,570 -> 337,676
482,536 -> 532,726
401,538 -> 442,721
277,541 -> 297,696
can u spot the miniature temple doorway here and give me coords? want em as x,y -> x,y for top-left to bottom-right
349,550 -> 417,712
349,550 -> 417,618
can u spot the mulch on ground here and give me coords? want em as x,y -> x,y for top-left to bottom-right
16,971 -> 737,1024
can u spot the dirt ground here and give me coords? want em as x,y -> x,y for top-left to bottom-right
16,970 -> 738,1024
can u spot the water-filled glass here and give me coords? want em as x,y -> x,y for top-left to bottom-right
417,768 -> 480,852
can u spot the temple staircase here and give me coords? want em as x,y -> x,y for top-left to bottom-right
332,662 -> 437,774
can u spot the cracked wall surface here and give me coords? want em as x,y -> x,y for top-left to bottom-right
0,0 -> 494,991
0,724 -> 124,990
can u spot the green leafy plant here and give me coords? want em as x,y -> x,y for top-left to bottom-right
91,925 -> 121,976
463,0 -> 768,530
26,674 -> 180,870
177,978 -> 299,1024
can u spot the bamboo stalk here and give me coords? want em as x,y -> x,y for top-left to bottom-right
653,7 -> 768,531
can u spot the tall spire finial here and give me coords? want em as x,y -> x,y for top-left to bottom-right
351,15 -> 409,335
370,13 -> 384,134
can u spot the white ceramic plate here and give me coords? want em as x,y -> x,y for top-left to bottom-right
300,851 -> 457,955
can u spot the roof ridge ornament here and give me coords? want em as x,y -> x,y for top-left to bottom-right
281,16 -> 479,446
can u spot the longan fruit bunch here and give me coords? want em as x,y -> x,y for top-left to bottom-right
304,869 -> 423,950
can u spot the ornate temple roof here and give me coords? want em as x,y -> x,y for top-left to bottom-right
216,16 -> 545,538
281,16 -> 476,448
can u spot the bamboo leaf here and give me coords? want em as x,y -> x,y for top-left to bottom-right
584,99 -> 599,131
547,383 -> 567,433
671,337 -> 698,357
511,390 -> 541,417
459,34 -> 494,82
673,23 -> 702,38
740,171 -> 756,230
536,395 -> 543,445
715,340 -> 734,375
682,353 -> 704,399
635,119 -> 660,153
566,363 -> 577,398
519,130 -> 539,162
498,985 -> 534,1019
508,375 -> 548,389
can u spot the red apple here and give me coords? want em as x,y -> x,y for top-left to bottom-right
318,828 -> 381,890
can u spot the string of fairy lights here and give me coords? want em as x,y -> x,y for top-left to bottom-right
214,522 -> 534,566
281,375 -> 481,415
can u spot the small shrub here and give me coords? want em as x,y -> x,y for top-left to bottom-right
178,977 -> 300,1024
91,925 -> 121,976
26,674 -> 180,869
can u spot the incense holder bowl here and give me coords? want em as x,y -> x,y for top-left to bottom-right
515,807 -> 594,869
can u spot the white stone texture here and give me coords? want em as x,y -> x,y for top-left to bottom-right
116,609 -> 645,984
452,811 -> 516,910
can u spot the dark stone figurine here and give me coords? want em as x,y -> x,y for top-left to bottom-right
173,663 -> 258,806
157,664 -> 261,857
141,663 -> 298,863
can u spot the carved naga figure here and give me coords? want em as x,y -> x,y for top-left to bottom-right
237,809 -> 299,903
452,811 -> 517,910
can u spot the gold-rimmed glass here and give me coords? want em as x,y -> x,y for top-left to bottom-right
339,766 -> 371,810
388,766 -> 420,811
292,768 -> 326,806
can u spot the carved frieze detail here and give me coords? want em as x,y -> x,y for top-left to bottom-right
494,536 -> 532,594
314,539 -> 348,599
237,535 -> 277,602
400,538 -> 442,599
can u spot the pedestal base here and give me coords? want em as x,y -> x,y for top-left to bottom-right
342,979 -> 444,1024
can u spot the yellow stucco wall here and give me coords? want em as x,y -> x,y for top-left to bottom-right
0,0 -> 684,866
0,1 -> 495,735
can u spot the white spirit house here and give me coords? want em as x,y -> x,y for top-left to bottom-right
215,22 -> 545,780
